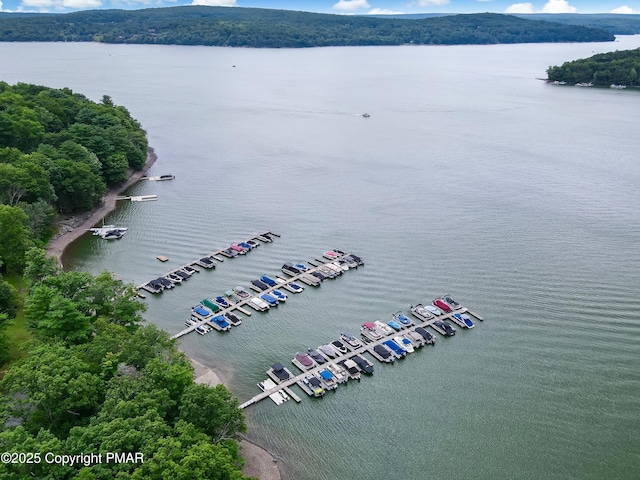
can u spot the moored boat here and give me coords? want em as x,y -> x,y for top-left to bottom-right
361,322 -> 382,341
340,332 -> 363,349
393,311 -> 413,327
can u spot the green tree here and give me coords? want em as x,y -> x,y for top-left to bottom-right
0,204 -> 33,273
23,247 -> 60,288
1,342 -> 103,436
178,384 -> 246,442
25,284 -> 92,344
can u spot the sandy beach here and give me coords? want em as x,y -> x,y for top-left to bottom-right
44,149 -> 281,480
191,358 -> 282,480
46,147 -> 157,266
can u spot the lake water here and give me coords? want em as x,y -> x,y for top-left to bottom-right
2,37 -> 639,480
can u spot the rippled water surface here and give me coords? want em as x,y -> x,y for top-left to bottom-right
2,37 -> 639,479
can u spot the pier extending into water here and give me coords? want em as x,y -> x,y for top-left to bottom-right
138,231 -> 280,295
238,303 -> 483,409
170,250 -> 360,339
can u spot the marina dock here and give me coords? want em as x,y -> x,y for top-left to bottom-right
238,303 -> 481,409
170,250 -> 361,339
138,231 -> 279,295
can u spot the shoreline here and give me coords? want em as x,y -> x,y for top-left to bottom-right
190,357 -> 282,480
45,146 -> 158,267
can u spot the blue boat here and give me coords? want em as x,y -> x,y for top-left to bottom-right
271,290 -> 287,302
238,241 -> 253,250
260,275 -> 277,287
392,311 -> 413,327
214,296 -> 230,308
192,305 -> 212,318
454,313 -> 474,328
211,315 -> 231,331
294,263 -> 308,272
260,293 -> 279,306
387,320 -> 402,331
288,283 -> 304,292
383,339 -> 407,357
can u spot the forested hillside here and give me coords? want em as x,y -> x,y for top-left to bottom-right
0,82 -> 147,263
0,8 -> 615,47
547,48 -> 640,86
0,82 -> 253,479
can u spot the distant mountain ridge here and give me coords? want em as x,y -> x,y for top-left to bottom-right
0,7 -> 615,48
373,13 -> 640,35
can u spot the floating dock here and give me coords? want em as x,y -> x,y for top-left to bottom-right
238,303 -> 483,409
137,231 -> 279,295
170,250 -> 362,339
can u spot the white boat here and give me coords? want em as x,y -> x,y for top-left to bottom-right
374,320 -> 394,336
394,335 -> 415,354
130,195 -> 158,202
248,297 -> 270,311
89,226 -> 128,239
326,363 -> 348,383
146,174 -> 175,181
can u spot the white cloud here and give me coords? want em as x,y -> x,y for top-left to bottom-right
418,0 -> 450,5
333,0 -> 370,11
505,2 -> 534,13
541,0 -> 576,13
63,0 -> 102,7
191,0 -> 235,5
367,8 -> 404,14
611,5 -> 639,13
0,1 -> 3,10
21,0 -> 56,7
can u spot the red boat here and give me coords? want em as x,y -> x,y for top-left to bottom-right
433,299 -> 452,313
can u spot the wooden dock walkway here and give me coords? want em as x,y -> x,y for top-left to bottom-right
169,251 -> 355,339
137,231 -> 279,294
238,305 -> 479,409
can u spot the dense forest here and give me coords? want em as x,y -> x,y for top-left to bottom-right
547,48 -> 640,86
390,13 -> 640,36
517,14 -> 640,35
0,83 -> 252,478
0,250 -> 252,479
0,82 -> 148,256
0,8 -> 614,47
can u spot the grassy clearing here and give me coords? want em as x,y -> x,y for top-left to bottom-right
1,274 -> 33,377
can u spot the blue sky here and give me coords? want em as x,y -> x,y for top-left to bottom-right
1,0 -> 639,16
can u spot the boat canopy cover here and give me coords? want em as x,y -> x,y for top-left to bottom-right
319,370 -> 333,380
272,363 -> 285,371
308,377 -> 322,388
363,322 -> 376,328
193,306 -> 210,316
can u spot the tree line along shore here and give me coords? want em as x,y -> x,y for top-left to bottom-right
0,8 -> 615,47
0,83 -> 260,479
547,48 -> 640,87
